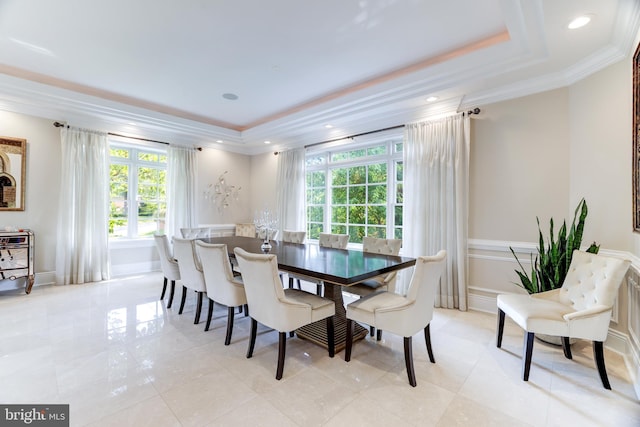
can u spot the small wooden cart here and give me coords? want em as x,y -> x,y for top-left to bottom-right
0,229 -> 35,293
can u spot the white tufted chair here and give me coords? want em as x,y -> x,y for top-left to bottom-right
235,223 -> 256,237
195,241 -> 248,344
234,247 -> 336,380
346,236 -> 402,340
496,250 -> 630,389
153,234 -> 181,308
281,230 -> 307,288
172,237 -> 208,324
290,233 -> 349,295
345,250 -> 446,387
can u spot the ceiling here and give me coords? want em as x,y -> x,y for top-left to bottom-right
0,0 -> 638,154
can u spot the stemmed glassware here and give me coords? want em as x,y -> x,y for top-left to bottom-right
254,208 -> 277,251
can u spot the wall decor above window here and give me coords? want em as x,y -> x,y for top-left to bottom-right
0,137 -> 26,211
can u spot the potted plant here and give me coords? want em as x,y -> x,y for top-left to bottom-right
510,199 -> 599,343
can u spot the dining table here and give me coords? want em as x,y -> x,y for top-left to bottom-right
200,235 -> 417,353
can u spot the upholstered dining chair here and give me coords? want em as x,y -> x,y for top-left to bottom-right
195,241 -> 247,344
172,237 -> 208,324
281,230 -> 307,289
345,250 -> 447,387
234,247 -> 336,380
180,227 -> 212,239
496,250 -> 630,389
153,234 -> 180,308
290,232 -> 349,295
235,223 -> 256,237
346,236 -> 402,339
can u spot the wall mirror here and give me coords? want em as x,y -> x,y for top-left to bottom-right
634,42 -> 640,231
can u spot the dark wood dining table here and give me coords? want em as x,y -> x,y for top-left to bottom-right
200,236 -> 416,352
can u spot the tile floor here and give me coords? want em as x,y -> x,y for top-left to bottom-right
0,273 -> 639,426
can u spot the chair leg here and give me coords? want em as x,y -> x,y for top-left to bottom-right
496,309 -> 505,348
247,318 -> 257,358
167,280 -> 175,308
370,326 -> 375,337
160,277 -> 168,300
561,337 -> 573,359
316,283 -> 322,296
179,286 -> 187,314
424,323 -> 435,363
593,341 -> 611,390
288,277 -> 294,289
225,306 -> 235,345
376,329 -> 382,341
326,316 -> 335,358
404,336 -> 417,387
276,331 -> 286,380
205,298 -> 214,331
238,305 -> 243,314
345,319 -> 354,362
296,279 -> 301,289
244,304 -> 249,317
522,332 -> 535,381
194,292 -> 203,324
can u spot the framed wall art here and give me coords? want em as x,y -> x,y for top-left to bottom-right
0,137 -> 26,211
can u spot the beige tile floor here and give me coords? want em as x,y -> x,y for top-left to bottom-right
0,272 -> 639,426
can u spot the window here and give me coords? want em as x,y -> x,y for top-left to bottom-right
306,137 -> 403,244
109,142 -> 167,238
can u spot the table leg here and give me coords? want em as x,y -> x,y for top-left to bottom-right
295,282 -> 368,353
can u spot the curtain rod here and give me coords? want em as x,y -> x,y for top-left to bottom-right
53,121 -> 183,148
302,108 -> 481,151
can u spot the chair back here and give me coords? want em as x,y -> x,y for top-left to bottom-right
363,236 -> 402,291
282,230 -> 306,244
560,250 -> 630,311
235,223 -> 256,237
257,228 -> 279,240
234,248 -> 309,331
402,250 -> 447,333
153,234 -> 180,280
172,237 -> 207,292
195,241 -> 245,306
180,227 -> 211,238
319,233 -> 349,249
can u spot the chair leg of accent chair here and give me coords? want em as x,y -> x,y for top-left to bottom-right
345,319 -> 354,362
179,286 -> 187,314
424,324 -> 435,363
167,280 -> 175,308
561,337 -> 573,359
225,306 -> 235,345
276,332 -> 287,380
522,332 -> 535,381
247,318 -> 257,358
161,277 -> 168,300
327,316 -> 335,358
593,341 -> 611,390
404,337 -> 417,387
496,309 -> 505,348
205,298 -> 215,331
194,292 -> 203,324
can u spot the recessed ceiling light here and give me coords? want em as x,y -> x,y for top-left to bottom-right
222,93 -> 239,100
568,15 -> 592,30
325,124 -> 333,129
216,140 -> 223,143
127,122 -> 136,126
426,96 -> 439,102
264,140 -> 271,144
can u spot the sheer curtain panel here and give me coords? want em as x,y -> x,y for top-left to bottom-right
402,114 -> 470,310
166,145 -> 198,240
276,148 -> 306,235
56,127 -> 111,285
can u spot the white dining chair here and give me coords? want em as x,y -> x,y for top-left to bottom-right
345,250 -> 447,387
281,230 -> 307,288
195,241 -> 247,344
290,232 -> 349,295
153,234 -> 180,308
235,223 -> 256,237
234,247 -> 336,380
172,237 -> 208,324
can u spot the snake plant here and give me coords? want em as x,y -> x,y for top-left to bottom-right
510,198 -> 599,294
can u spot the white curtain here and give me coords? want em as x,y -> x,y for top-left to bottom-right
276,148 -> 306,235
55,127 -> 110,285
166,145 -> 198,239
402,113 -> 470,310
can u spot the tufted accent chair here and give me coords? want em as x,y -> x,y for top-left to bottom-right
496,250 -> 630,389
